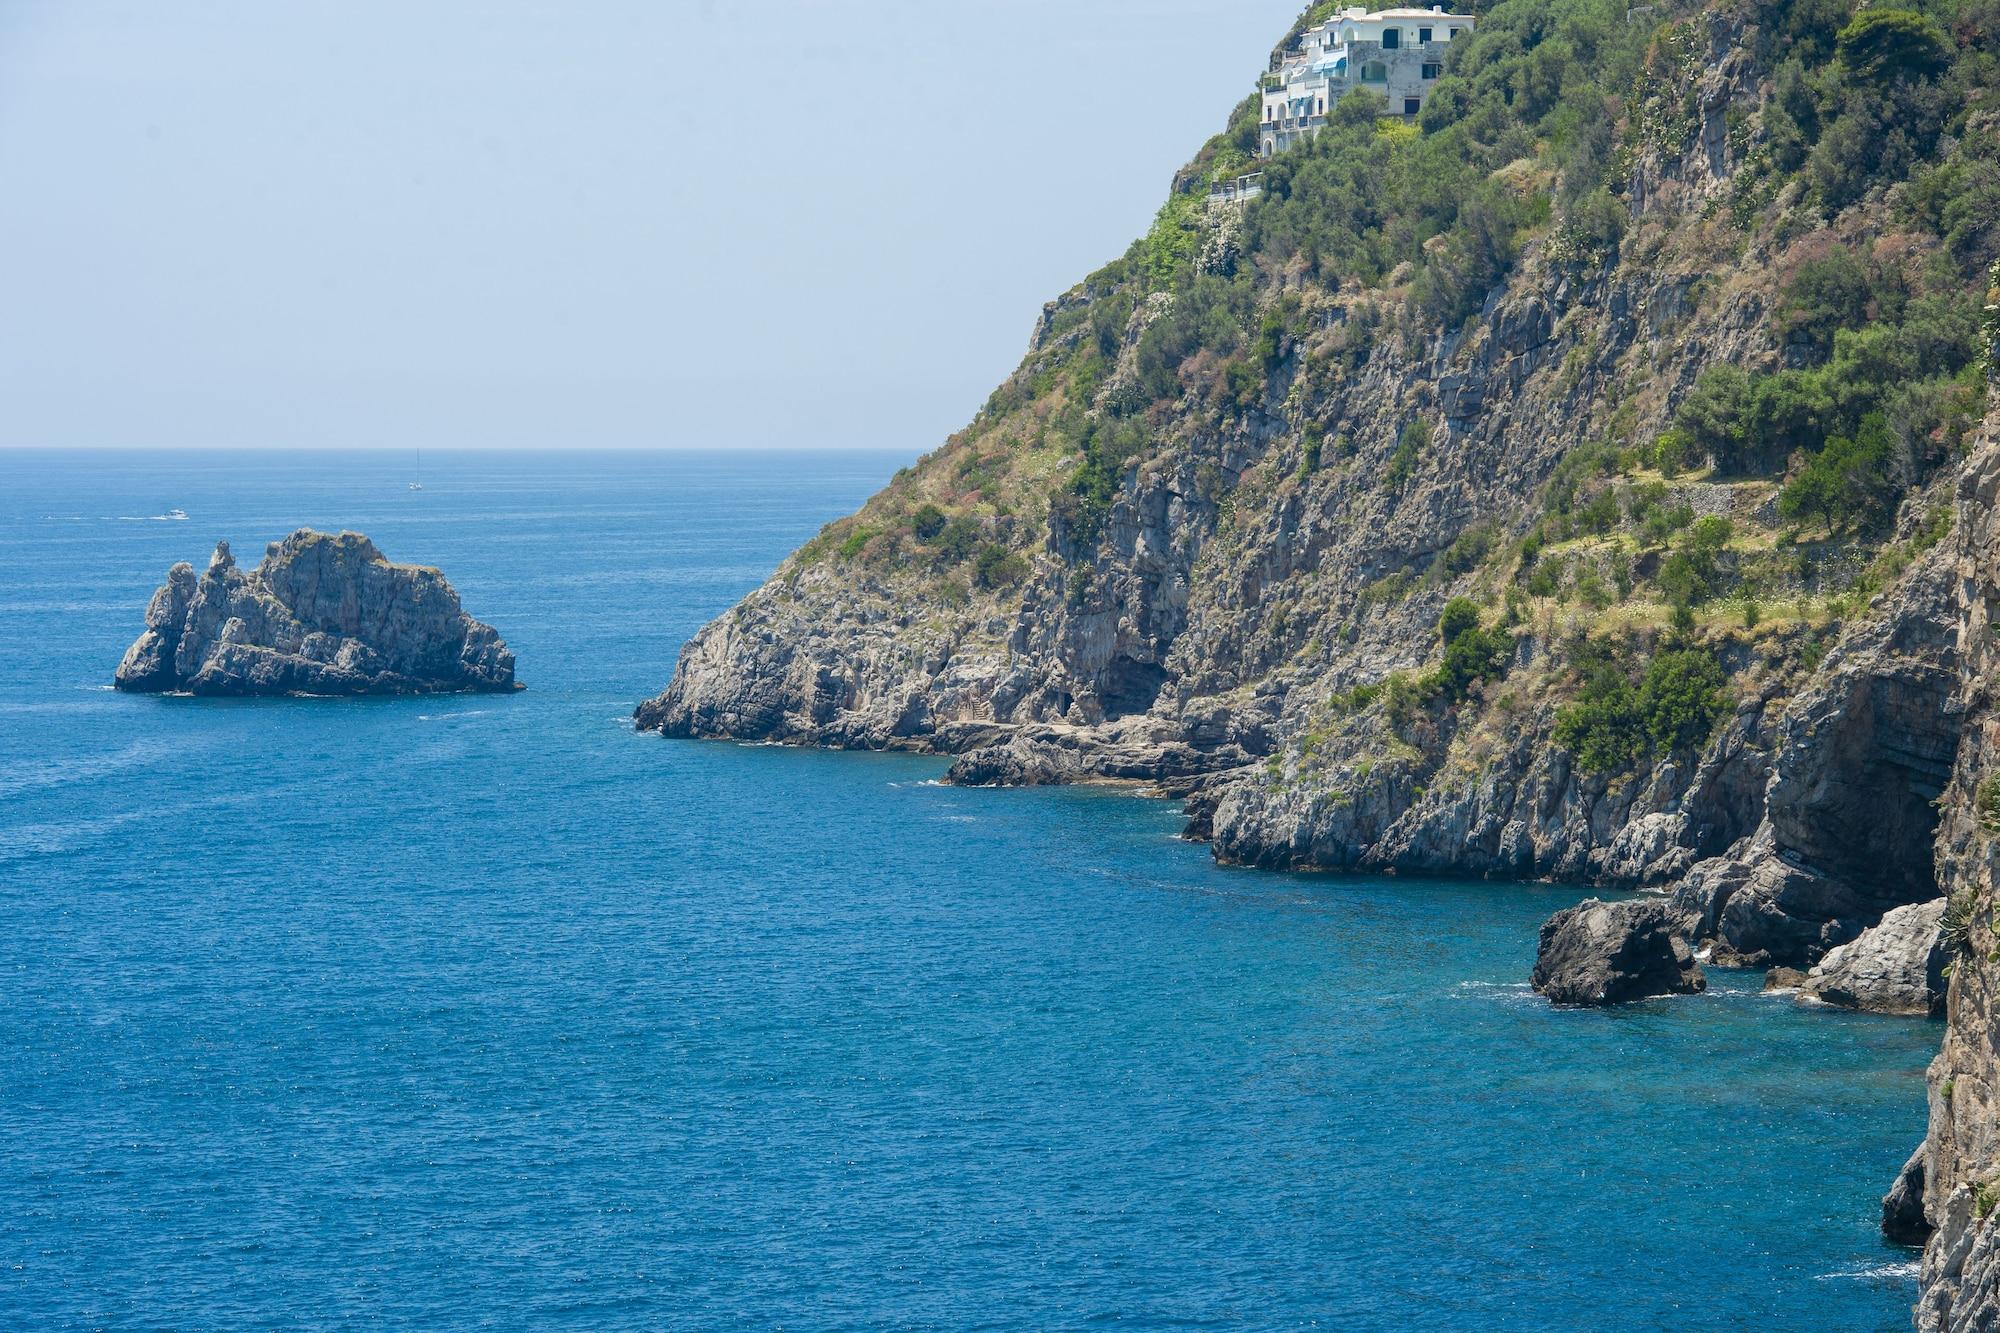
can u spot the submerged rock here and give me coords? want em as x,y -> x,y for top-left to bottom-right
115,530 -> 517,697
1531,898 -> 1706,1007
1802,898 -> 1947,1017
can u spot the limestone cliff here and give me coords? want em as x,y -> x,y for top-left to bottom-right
640,0 -> 1993,908
1917,377 -> 2000,1331
116,530 -> 517,697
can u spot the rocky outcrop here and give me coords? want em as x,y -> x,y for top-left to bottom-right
1800,899 -> 1947,1017
115,530 -> 517,697
1530,897 -> 1706,1006
1888,1143 -> 1934,1247
942,716 -> 1259,791
1210,677 -> 1778,886
1651,540 -> 1961,968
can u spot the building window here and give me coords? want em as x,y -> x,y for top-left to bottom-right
1381,28 -> 1400,48
1361,62 -> 1386,82
1445,26 -> 1459,38
1419,26 -> 1432,42
1404,97 -> 1422,115
1316,97 -> 1324,113
1422,63 -> 1441,78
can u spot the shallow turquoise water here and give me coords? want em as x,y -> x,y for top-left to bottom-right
0,450 -> 1936,1329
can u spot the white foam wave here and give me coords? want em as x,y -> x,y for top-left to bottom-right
1817,1259 -> 1920,1282
1454,981 -> 1538,998
415,709 -> 491,723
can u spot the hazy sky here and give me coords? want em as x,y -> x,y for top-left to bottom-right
0,1 -> 1297,450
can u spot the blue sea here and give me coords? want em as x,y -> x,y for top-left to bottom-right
0,449 -> 1936,1330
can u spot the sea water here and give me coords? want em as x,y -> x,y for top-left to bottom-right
0,450 -> 1936,1330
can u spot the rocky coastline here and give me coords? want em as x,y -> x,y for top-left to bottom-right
116,529 -> 517,698
629,1 -> 2000,1322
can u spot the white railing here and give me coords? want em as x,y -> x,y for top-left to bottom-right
1207,172 -> 1266,204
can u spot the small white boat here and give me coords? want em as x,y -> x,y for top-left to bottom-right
164,508 -> 188,521
409,482 -> 424,491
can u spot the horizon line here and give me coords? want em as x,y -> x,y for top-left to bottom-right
0,443 -> 928,454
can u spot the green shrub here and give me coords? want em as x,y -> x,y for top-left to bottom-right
1778,412 -> 1896,533
1658,516 -> 1734,608
1577,488 -> 1621,535
1554,642 -> 1728,773
1675,366 -> 1753,472
1575,569 -> 1613,610
836,526 -> 880,561
1554,660 -> 1647,775
932,516 -> 982,563
1638,649 -> 1728,753
1386,419 -> 1429,490
1642,502 -> 1697,545
1943,889 -> 1979,954
910,503 -> 948,541
1438,597 -> 1482,647
973,544 -> 1028,589
1978,775 -> 2000,833
1431,524 -> 1494,582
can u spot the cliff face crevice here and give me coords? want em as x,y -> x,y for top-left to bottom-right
116,530 -> 517,698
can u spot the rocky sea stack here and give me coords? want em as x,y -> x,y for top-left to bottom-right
116,529 -> 517,697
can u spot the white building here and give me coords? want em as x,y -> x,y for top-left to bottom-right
1260,6 -> 1477,156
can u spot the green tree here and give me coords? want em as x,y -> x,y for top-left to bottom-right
1554,653 -> 1646,774
1435,599 -> 1514,702
1657,517 -> 1732,609
1779,247 -> 1872,364
1438,597 -> 1482,646
973,544 -> 1029,589
1640,649 -> 1728,753
1675,366 -> 1751,472
1778,412 -> 1896,532
1836,9 -> 1951,82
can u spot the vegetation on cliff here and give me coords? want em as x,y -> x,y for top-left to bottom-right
650,0 -> 1999,878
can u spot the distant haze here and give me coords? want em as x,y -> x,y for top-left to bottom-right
0,0 -> 1298,451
